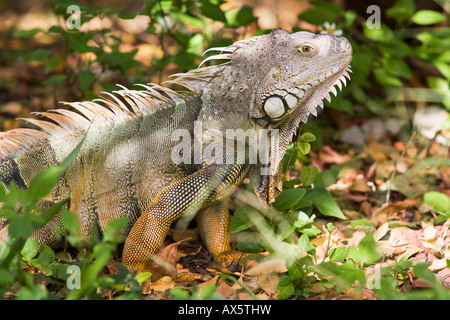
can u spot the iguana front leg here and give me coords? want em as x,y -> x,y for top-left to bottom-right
196,201 -> 247,265
122,163 -> 250,271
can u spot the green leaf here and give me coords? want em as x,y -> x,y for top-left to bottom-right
297,1 -> 343,26
134,272 -> 152,284
45,57 -> 61,74
20,49 -> 50,62
298,233 -> 315,255
38,198 -> 69,229
276,276 -> 295,299
37,244 -> 55,264
20,238 -> 39,262
199,0 -> 227,23
385,58 -> 412,79
78,70 -> 96,91
172,12 -> 205,29
230,206 -> 255,232
313,260 -> 365,293
42,74 -> 67,85
298,142 -> 311,155
300,166 -> 318,187
236,5 -> 257,26
349,219 -> 376,230
299,132 -> 316,142
386,0 -> 415,22
304,188 -> 346,219
8,216 -> 33,240
28,167 -> 65,202
62,209 -> 79,235
424,191 -> 450,213
273,188 -> 307,211
373,68 -> 402,87
329,247 -> 348,262
13,28 -> 42,38
411,10 -> 446,25
348,233 -> 382,265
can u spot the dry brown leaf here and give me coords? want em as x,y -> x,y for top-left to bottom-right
319,145 -> 352,164
256,272 -> 280,295
349,174 -> 372,192
429,258 -> 448,271
197,275 -> 219,292
374,222 -> 389,241
142,276 -> 175,294
372,199 -> 417,225
238,292 -> 254,300
245,259 -> 287,275
215,278 -> 235,298
149,239 -> 187,281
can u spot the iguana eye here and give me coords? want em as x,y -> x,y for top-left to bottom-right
298,44 -> 314,55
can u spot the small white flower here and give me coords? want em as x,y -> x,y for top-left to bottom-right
320,21 -> 343,36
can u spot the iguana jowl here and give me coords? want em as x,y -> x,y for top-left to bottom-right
0,30 -> 352,271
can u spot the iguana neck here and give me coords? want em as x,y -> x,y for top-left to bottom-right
198,41 -> 273,132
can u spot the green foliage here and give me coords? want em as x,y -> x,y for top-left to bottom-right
0,137 -> 141,299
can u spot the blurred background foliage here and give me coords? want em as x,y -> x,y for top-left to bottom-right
0,0 -> 449,300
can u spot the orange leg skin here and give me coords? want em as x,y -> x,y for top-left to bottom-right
121,164 -> 250,272
196,202 -> 248,266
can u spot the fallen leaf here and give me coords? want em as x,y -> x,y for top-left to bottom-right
149,239 -> 187,281
142,276 -> 175,294
245,259 -> 288,275
257,272 -> 280,295
319,146 -> 352,164
215,278 -> 235,298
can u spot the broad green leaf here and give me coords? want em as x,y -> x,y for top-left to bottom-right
230,206 -> 256,232
199,0 -> 227,23
300,166 -> 318,187
299,132 -> 316,142
134,272 -> 152,284
8,216 -> 33,240
348,233 -> 382,265
298,7 -> 338,26
78,70 -> 96,91
276,276 -> 295,299
13,28 -> 42,38
298,233 -> 316,255
298,141 -> 311,155
373,68 -> 402,87
28,166 -> 65,202
329,247 -> 348,262
304,188 -> 346,219
411,10 -> 446,25
45,57 -> 61,74
349,219 -> 376,230
236,5 -> 257,26
62,209 -> 79,235
273,188 -> 307,211
20,49 -> 50,61
424,191 -> 450,213
42,74 -> 67,85
20,238 -> 39,262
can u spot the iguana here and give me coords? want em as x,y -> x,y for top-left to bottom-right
0,29 -> 352,271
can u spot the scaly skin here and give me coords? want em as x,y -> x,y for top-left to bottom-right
0,30 -> 352,271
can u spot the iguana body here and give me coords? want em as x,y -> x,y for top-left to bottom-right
0,30 -> 352,271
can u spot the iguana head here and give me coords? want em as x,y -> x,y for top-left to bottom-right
250,29 -> 352,204
204,29 -> 352,204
